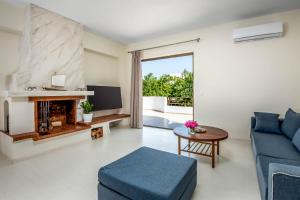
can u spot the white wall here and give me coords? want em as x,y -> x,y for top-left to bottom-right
0,2 -> 24,91
143,96 -> 166,112
128,9 -> 300,139
83,49 -> 122,117
0,30 -> 20,91
0,1 -> 24,33
83,50 -> 119,86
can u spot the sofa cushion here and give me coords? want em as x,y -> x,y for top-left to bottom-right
98,147 -> 197,200
251,117 -> 284,130
281,108 -> 300,139
292,128 -> 300,152
254,112 -> 281,134
251,131 -> 300,161
256,155 -> 300,200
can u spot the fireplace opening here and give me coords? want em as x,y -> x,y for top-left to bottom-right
36,100 -> 77,135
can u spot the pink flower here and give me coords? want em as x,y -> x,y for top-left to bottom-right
185,120 -> 198,129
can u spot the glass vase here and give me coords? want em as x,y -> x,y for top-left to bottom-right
188,128 -> 195,135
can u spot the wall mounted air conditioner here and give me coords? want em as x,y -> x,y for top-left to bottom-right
233,22 -> 283,42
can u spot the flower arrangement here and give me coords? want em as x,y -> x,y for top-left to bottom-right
185,120 -> 199,132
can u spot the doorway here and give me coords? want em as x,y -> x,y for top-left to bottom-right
142,53 -> 194,129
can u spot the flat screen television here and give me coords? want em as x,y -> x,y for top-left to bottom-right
87,85 -> 122,111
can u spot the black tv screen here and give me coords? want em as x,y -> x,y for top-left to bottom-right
87,85 -> 122,111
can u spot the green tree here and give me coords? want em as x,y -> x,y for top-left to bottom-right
156,74 -> 174,96
143,73 -> 158,96
143,70 -> 193,106
181,69 -> 193,98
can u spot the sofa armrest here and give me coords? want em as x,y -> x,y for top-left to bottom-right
268,163 -> 300,200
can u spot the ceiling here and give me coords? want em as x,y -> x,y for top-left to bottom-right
8,0 -> 300,44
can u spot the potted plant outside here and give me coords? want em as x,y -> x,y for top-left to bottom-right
80,100 -> 94,123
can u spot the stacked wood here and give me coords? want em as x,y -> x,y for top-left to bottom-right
91,127 -> 103,139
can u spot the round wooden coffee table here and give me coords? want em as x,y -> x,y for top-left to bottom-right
173,126 -> 228,168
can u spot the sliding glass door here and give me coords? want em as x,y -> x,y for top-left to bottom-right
142,53 -> 194,130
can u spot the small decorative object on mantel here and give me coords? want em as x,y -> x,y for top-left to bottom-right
43,73 -> 67,91
185,120 -> 199,134
25,86 -> 38,91
80,100 -> 94,123
76,88 -> 87,91
52,73 -> 66,87
43,87 -> 66,91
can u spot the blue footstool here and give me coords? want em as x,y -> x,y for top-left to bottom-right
98,147 -> 197,200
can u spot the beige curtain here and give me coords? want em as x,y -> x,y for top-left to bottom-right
130,51 -> 143,128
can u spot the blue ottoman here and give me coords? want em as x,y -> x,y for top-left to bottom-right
98,147 -> 197,200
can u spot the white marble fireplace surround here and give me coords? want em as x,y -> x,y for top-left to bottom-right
14,4 -> 85,91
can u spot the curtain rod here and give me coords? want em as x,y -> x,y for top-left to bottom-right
127,38 -> 200,53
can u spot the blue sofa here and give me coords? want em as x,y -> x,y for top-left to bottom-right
98,147 -> 197,200
251,117 -> 300,200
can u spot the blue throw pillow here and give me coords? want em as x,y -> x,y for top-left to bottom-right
254,112 -> 281,134
281,108 -> 300,139
292,129 -> 300,152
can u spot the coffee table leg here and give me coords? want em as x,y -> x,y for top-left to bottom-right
178,136 -> 181,156
217,141 -> 219,155
212,141 -> 215,168
188,140 -> 191,156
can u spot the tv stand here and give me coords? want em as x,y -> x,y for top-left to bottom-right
78,114 -> 130,136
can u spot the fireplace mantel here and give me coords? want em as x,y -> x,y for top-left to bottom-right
0,90 -> 94,98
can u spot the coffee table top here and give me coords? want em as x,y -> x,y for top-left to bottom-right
173,126 -> 228,142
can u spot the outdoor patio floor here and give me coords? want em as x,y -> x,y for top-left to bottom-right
143,110 -> 193,130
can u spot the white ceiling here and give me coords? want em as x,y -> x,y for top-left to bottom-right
8,0 -> 300,44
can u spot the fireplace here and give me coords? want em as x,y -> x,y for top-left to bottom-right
29,96 -> 85,137
37,100 -> 76,134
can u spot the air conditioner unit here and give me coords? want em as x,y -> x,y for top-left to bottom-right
233,22 -> 283,42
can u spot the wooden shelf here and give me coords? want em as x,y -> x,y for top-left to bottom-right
8,114 -> 130,142
10,132 -> 39,142
34,124 -> 91,141
29,95 -> 85,101
182,142 -> 213,157
9,124 -> 91,142
78,114 -> 130,125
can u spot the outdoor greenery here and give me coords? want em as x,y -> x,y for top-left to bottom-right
143,70 -> 193,106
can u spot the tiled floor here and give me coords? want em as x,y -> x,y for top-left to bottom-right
0,126 -> 260,200
143,109 -> 193,129
143,115 -> 183,129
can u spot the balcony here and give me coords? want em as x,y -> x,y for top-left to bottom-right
143,96 -> 193,129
